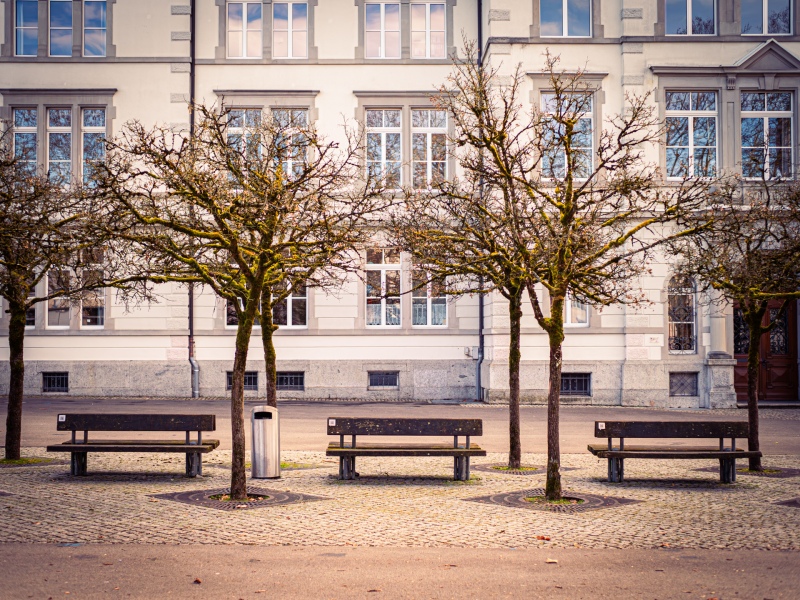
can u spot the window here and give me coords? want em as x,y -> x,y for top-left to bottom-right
82,108 -> 106,184
412,272 -> 446,326
665,0 -> 715,35
226,298 -> 261,327
42,372 -> 69,392
25,301 -> 35,327
665,91 -> 717,179
366,109 -> 402,187
741,92 -> 792,179
13,108 -> 37,176
541,93 -> 593,179
47,270 -> 71,328
365,3 -> 400,58
366,248 -> 401,327
668,275 -> 696,353
15,0 -> 38,56
227,108 -> 261,161
227,1 -> 263,58
84,0 -> 107,57
273,2 -> 307,59
226,371 -> 259,391
561,373 -> 591,396
564,294 -> 589,327
47,108 -> 72,184
79,251 -> 104,327
273,108 -> 308,178
669,372 -> 698,396
272,283 -> 307,328
411,3 -> 445,58
50,0 -> 73,56
741,0 -> 791,35
540,0 -> 591,37
369,371 -> 399,388
276,371 -> 305,391
411,109 -> 446,189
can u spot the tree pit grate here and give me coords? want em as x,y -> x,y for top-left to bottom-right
150,487 -> 328,511
471,463 -> 577,476
775,498 -> 800,508
464,488 -> 640,513
694,466 -> 800,479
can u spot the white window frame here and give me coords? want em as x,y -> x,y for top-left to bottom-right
411,271 -> 447,327
410,2 -> 446,59
539,0 -> 592,38
225,297 -> 262,329
83,0 -> 107,57
272,284 -> 308,329
25,297 -> 36,328
366,248 -> 402,327
564,293 -> 589,328
540,92 -> 594,181
49,0 -> 73,57
411,108 -> 447,189
365,2 -> 401,59
81,107 -> 106,184
226,107 -> 262,163
47,107 -> 72,184
366,108 -> 402,188
741,0 -> 792,35
665,91 -> 718,180
665,0 -> 717,36
227,1 -> 263,59
15,0 -> 39,56
272,108 -> 308,178
272,2 -> 308,59
667,275 -> 697,354
13,107 -> 38,175
46,270 -> 71,329
740,92 -> 793,180
79,269 -> 105,329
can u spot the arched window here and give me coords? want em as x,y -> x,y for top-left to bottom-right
668,275 -> 696,353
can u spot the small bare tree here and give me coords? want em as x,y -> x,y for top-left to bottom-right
398,42 -> 718,499
670,181 -> 800,470
96,104 -> 384,499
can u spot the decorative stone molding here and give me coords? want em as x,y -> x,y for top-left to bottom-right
171,5 -> 191,15
171,32 -> 191,41
489,9 -> 510,21
622,75 -> 644,85
622,43 -> 643,54
621,8 -> 643,19
171,63 -> 190,72
170,93 -> 190,103
705,358 -> 738,409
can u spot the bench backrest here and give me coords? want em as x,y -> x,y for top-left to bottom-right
57,414 -> 216,432
594,421 -> 749,439
327,417 -> 482,437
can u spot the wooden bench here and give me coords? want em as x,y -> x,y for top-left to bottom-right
588,421 -> 762,484
326,417 -> 486,481
46,414 -> 219,477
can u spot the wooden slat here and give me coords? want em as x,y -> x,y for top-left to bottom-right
326,446 -> 486,458
56,414 -> 216,432
592,450 -> 761,459
327,418 -> 482,436
594,421 -> 749,439
47,443 -> 218,453
589,444 -> 745,454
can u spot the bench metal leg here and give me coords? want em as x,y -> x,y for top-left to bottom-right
454,456 -> 470,481
339,457 -> 356,480
720,458 -> 736,484
608,458 -> 624,483
70,452 -> 87,476
186,452 -> 202,478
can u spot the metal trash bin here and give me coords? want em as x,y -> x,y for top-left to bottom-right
251,405 -> 280,479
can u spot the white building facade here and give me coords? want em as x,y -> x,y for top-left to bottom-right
1,0 -> 798,408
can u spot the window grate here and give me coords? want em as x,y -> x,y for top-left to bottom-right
277,371 -> 304,391
226,371 -> 258,391
42,372 -> 69,393
369,371 -> 399,388
561,373 -> 591,397
669,372 -> 698,397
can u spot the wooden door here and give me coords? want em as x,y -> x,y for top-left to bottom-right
734,301 -> 798,402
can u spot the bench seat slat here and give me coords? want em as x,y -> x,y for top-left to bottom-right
592,449 -> 761,460
327,442 -> 485,458
588,444 -> 752,454
47,442 -> 219,453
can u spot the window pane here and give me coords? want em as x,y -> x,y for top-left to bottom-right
768,0 -> 791,34
14,108 -> 37,127
291,298 -> 306,326
366,270 -> 381,297
767,92 -> 791,111
431,134 -> 446,161
365,4 -> 381,30
385,270 -> 400,296
17,0 -> 38,26
384,3 -> 400,29
292,3 -> 307,29
692,92 -> 716,111
384,31 -> 400,58
228,3 -> 243,29
768,117 -> 791,148
741,0 -> 764,34
666,117 -> 689,147
412,133 -> 426,161
246,30 -> 262,57
292,31 -> 307,57
666,0 -> 688,33
50,1 -> 73,27
741,148 -> 765,178
247,2 -> 262,28
272,299 -> 288,325
430,3 -> 445,29
273,30 -> 288,57
17,28 -> 38,56
411,4 -> 425,30
540,0 -> 563,36
666,148 -> 689,178
769,148 -> 791,178
694,148 -> 716,177
365,30 -> 380,58
50,29 -> 72,56
693,117 -> 715,147
411,31 -> 426,58
665,91 -> 690,111
15,133 -> 37,161
83,132 -> 105,161
741,118 -> 764,147
49,133 -> 71,160
84,1 -> 106,28
412,298 -> 427,325
84,29 -> 106,56
741,92 -> 765,112
83,108 -> 105,128
385,110 -> 400,127
692,0 -> 715,34
430,32 -> 445,58
567,0 -> 591,36
49,108 -> 71,127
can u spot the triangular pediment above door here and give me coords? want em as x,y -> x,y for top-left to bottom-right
734,39 -> 800,72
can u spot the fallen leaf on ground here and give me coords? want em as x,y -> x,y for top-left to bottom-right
193,579 -> 202,584
536,536 -> 551,541
367,589 -> 382,593
546,559 -> 558,564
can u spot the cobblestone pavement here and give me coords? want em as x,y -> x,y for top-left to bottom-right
1,449 -> 798,551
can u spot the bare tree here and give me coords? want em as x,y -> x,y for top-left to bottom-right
397,43 -> 717,499
96,104 -> 384,499
670,181 -> 800,470
0,127 -> 151,460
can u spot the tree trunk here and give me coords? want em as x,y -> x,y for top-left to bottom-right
745,313 -> 763,471
507,289 -> 523,469
545,298 -> 565,501
260,295 -> 279,409
229,296 -> 260,500
4,305 -> 26,460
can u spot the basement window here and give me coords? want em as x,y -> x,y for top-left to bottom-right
669,372 -> 698,397
560,373 -> 591,396
226,371 -> 259,391
276,371 -> 305,391
42,372 -> 69,393
368,371 -> 399,389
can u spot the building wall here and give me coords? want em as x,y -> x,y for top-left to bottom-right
2,0 -> 799,406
